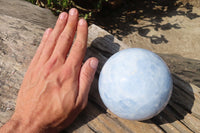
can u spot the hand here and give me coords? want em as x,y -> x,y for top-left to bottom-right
1,8 -> 98,133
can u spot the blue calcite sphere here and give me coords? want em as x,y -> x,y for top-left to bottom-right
98,48 -> 173,121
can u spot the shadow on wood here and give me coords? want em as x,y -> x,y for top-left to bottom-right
90,0 -> 200,44
145,74 -> 200,132
145,75 -> 194,122
87,35 -> 120,109
64,35 -> 120,132
160,54 -> 200,88
64,33 -> 199,132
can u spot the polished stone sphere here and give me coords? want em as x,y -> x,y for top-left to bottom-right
98,48 -> 173,121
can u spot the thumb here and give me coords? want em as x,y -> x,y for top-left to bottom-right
76,57 -> 98,109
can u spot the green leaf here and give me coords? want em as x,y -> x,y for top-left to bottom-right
63,2 -> 67,8
47,0 -> 51,6
52,0 -> 57,5
84,14 -> 88,20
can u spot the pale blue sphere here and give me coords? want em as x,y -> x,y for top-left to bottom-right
98,48 -> 173,121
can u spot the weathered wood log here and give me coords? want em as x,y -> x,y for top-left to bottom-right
82,24 -> 200,133
0,15 -> 200,133
0,14 -> 45,125
0,0 -> 57,28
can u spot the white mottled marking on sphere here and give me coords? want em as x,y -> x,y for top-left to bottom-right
98,48 -> 173,121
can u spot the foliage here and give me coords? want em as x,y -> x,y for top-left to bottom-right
25,0 -> 109,19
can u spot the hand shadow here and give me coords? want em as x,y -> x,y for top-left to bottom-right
63,35 -> 120,132
143,75 -> 196,125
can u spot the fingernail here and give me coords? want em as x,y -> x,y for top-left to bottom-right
45,28 -> 51,36
90,59 -> 99,69
79,19 -> 86,26
69,8 -> 77,16
59,12 -> 67,20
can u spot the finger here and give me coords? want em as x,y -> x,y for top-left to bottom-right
76,57 -> 98,109
31,28 -> 53,66
52,8 -> 79,60
65,19 -> 88,71
39,12 -> 68,64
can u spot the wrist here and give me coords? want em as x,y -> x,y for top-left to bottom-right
9,114 -> 59,133
0,114 -> 43,133
3,119 -> 40,133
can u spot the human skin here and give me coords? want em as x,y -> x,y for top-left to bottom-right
0,8 -> 98,133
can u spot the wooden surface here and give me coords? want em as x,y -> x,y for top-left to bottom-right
0,22 -> 200,132
0,0 -> 57,28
